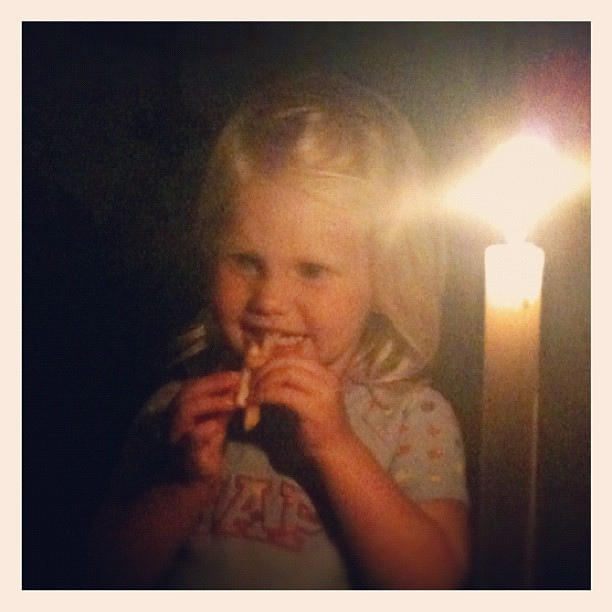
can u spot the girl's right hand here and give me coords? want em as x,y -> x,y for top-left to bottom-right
168,371 -> 241,482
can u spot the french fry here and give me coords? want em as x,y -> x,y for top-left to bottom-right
238,335 -> 275,431
235,368 -> 251,408
243,402 -> 261,431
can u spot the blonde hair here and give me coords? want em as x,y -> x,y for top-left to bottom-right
179,74 -> 446,382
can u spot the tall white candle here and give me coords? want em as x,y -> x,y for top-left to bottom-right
476,241 -> 545,588
445,133 -> 587,588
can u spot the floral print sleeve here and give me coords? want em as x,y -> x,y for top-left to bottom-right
389,386 -> 469,504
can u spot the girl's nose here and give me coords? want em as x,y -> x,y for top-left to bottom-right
247,273 -> 290,316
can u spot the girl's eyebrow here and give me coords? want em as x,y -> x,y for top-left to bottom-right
217,235 -> 252,250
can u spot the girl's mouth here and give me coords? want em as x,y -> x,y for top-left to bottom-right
243,322 -> 303,344
267,332 -> 307,347
242,327 -> 309,358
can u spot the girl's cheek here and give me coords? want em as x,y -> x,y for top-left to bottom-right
216,265 -> 247,302
213,269 -> 248,336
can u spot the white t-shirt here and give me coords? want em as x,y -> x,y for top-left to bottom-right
144,378 -> 468,589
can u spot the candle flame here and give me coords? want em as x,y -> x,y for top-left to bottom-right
447,134 -> 589,242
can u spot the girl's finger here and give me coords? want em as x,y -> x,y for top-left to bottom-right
252,363 -> 340,412
171,401 -> 234,444
173,390 -> 237,429
254,386 -> 309,415
171,385 -> 239,443
254,356 -> 338,393
254,354 -> 327,379
252,366 -> 316,402
179,371 -> 242,404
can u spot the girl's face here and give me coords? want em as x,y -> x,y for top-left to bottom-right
213,181 -> 373,377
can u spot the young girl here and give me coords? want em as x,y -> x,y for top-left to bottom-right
89,74 -> 470,589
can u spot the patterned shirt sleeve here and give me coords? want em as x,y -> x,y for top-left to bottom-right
389,386 -> 469,505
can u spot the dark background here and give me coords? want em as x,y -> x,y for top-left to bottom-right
22,22 -> 590,589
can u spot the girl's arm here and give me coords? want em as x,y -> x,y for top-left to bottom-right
311,431 -> 470,590
88,480 -> 214,588
252,356 -> 470,589
86,372 -> 240,588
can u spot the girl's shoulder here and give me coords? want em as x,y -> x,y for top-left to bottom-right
397,384 -> 461,437
346,378 -> 461,448
349,376 -> 452,417
401,382 -> 454,415
142,380 -> 184,415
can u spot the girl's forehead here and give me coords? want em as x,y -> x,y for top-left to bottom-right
223,180 -> 371,254
231,179 -> 368,231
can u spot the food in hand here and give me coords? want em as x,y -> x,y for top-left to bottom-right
236,335 -> 274,431
236,333 -> 310,430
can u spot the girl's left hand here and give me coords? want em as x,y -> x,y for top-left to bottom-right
249,355 -> 352,456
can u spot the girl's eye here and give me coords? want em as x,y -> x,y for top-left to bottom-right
230,253 -> 262,275
298,262 -> 327,280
